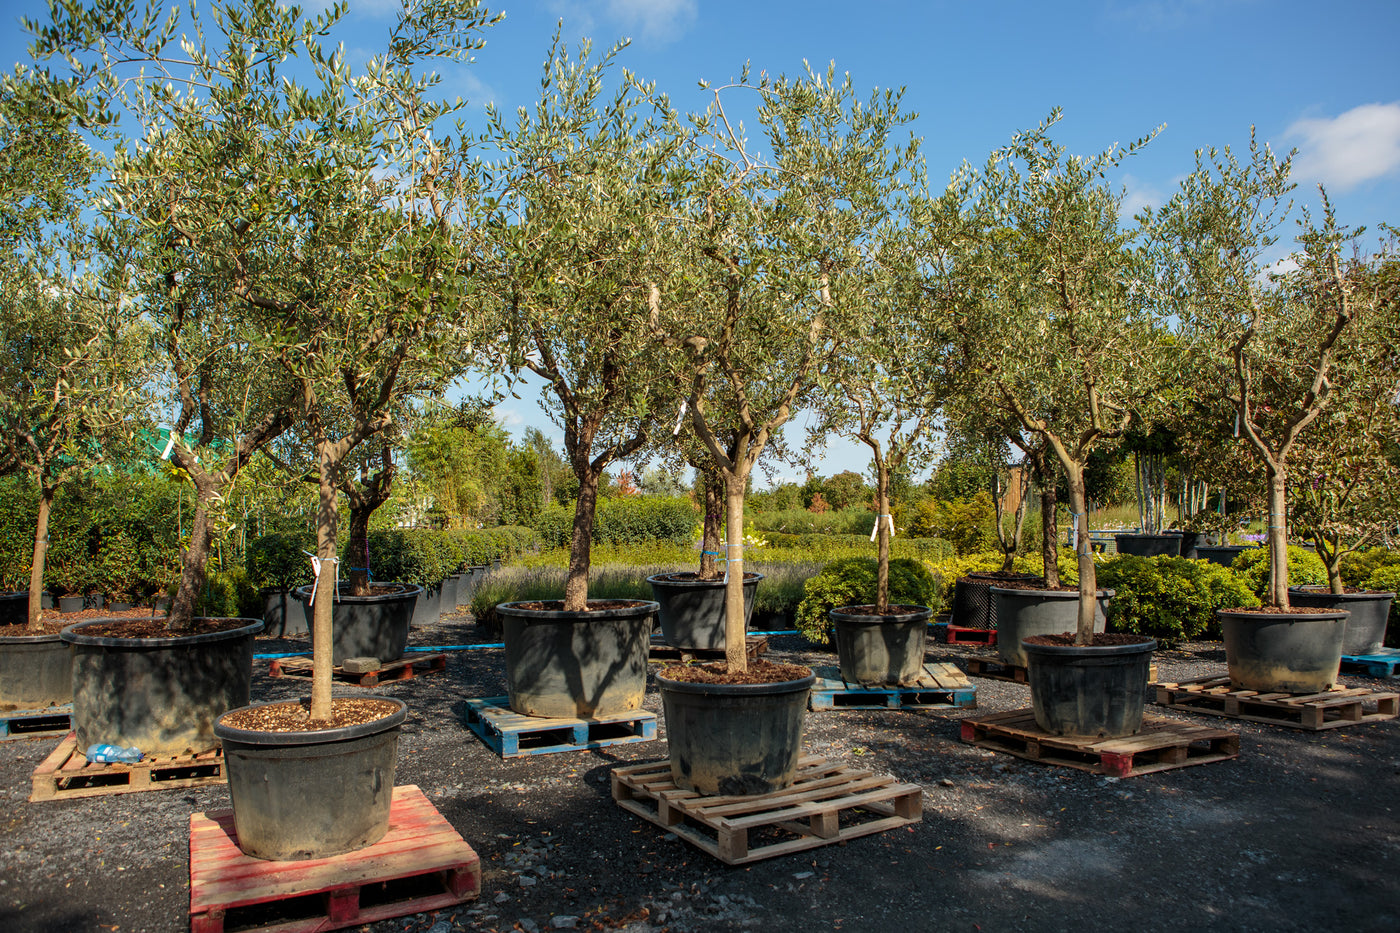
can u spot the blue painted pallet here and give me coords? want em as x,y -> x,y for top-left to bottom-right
809,663 -> 976,711
1340,648 -> 1400,678
1,704 -> 72,741
464,697 -> 657,758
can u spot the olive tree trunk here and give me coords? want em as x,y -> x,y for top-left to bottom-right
25,487 -> 54,630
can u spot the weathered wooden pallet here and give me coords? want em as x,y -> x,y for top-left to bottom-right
464,696 -> 657,758
963,657 -> 1030,683
189,784 -> 480,933
1339,648 -> 1400,679
30,732 -> 225,801
612,755 -> 922,865
809,663 -> 977,711
648,635 -> 767,664
1154,675 -> 1399,730
0,704 -> 72,741
960,709 -> 1239,777
268,652 -> 447,687
944,625 -> 997,646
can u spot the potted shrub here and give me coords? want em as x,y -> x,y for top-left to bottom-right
1152,134 -> 1392,692
800,558 -> 939,685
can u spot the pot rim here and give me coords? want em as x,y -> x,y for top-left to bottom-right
829,605 -> 932,625
291,583 -> 423,604
990,586 -> 1114,599
1216,608 -> 1349,622
214,696 -> 407,745
1287,585 -> 1396,601
655,668 -> 815,697
646,571 -> 764,586
60,617 -> 264,648
0,632 -> 68,645
496,599 -> 659,622
1021,635 -> 1157,658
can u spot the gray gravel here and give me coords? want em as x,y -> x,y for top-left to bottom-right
2,613 -> 1397,933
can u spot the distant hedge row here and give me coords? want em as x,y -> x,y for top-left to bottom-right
534,496 -> 698,549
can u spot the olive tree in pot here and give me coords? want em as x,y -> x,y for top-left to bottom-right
948,114 -> 1165,737
483,38 -> 677,719
0,82 -> 150,711
1152,133 -> 1393,692
650,64 -> 915,791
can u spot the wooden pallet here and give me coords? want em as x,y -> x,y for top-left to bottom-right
268,652 -> 447,687
961,709 -> 1239,777
189,784 -> 480,933
809,663 -> 976,711
1154,675 -> 1399,730
30,732 -> 225,801
945,625 -> 997,646
648,635 -> 767,664
464,696 -> 657,758
0,704 -> 72,741
612,755 -> 922,865
1340,648 -> 1400,679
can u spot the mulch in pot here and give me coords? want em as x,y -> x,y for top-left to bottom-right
220,697 -> 400,732
659,658 -> 812,685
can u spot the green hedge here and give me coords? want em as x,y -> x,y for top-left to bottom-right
1097,554 -> 1259,644
1231,545 -> 1327,599
534,496 -> 698,549
365,526 -> 539,585
794,557 -> 940,646
246,532 -> 316,590
1340,547 -> 1400,588
748,507 -> 874,536
762,533 -> 954,562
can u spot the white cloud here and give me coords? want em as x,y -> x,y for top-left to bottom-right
547,0 -> 697,45
1286,102 -> 1400,193
1119,173 -> 1165,220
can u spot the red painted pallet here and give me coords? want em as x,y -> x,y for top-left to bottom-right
945,625 -> 997,646
268,652 -> 446,687
189,784 -> 480,933
1154,675 -> 1399,730
30,732 -> 225,801
961,709 -> 1239,777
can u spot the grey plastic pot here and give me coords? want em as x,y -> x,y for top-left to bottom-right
293,583 -> 420,666
456,566 -> 487,606
1196,545 -> 1258,567
1288,586 -> 1394,656
1219,608 -> 1348,693
1113,533 -> 1182,557
214,698 -> 406,861
61,617 -> 263,755
656,667 -> 815,796
410,580 -> 443,629
991,587 -> 1112,667
498,599 -> 656,718
647,572 -> 762,651
830,605 -> 931,686
441,574 -> 461,614
0,633 -> 73,710
1023,636 -> 1156,739
950,573 -> 1042,630
259,587 -> 307,638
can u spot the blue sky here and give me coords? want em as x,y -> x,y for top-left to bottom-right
6,0 -> 1400,486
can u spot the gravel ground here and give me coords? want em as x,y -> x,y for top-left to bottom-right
2,610 -> 1397,933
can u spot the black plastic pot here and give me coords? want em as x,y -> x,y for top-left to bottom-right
0,633 -> 73,710
991,587 -> 1112,667
1219,608 -> 1348,693
1113,533 -> 1181,557
950,572 -> 1042,629
214,698 -> 406,861
1173,531 -> 1202,560
1288,587 -> 1394,656
830,605 -> 931,685
259,587 -> 307,638
498,599 -> 656,718
647,572 -> 762,651
293,583 -> 419,666
1023,636 -> 1156,739
1196,545 -> 1258,567
1,591 -> 28,626
62,617 -> 263,755
655,667 -> 814,796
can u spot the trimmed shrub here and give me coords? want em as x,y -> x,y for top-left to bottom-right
1340,548 -> 1400,588
1363,564 -> 1400,649
1231,545 -> 1327,599
907,492 -> 999,555
534,496 -> 698,549
187,565 -> 260,619
1097,555 -> 1259,644
246,532 -> 316,591
794,557 -> 939,647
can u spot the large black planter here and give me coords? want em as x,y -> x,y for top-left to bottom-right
62,617 -> 262,755
1196,545 -> 1258,567
647,572 -> 762,651
656,667 -> 814,796
991,587 -> 1112,667
1288,587 -> 1394,656
1169,531 -> 1202,560
498,599 -> 656,718
1023,635 -> 1156,739
293,583 -> 420,666
1,590 -> 28,626
214,697 -> 406,861
950,572 -> 1042,630
830,605 -> 931,685
1114,533 -> 1182,557
1219,608 -> 1347,693
258,587 -> 307,638
0,633 -> 73,710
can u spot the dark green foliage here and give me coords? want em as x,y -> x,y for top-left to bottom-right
794,557 -> 940,646
1340,548 -> 1400,588
186,565 -> 260,619
1098,555 -> 1259,644
1362,564 -> 1400,648
246,532 -> 316,590
534,496 -> 697,549
1231,545 -> 1327,599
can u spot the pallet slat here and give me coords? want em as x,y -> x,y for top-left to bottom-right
189,785 -> 480,933
30,733 -> 225,802
648,635 -> 767,664
464,696 -> 656,758
0,704 -> 73,741
612,756 -> 922,865
960,710 -> 1239,778
1339,648 -> 1400,678
1154,675 -> 1398,731
809,663 -> 976,711
268,653 -> 447,687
